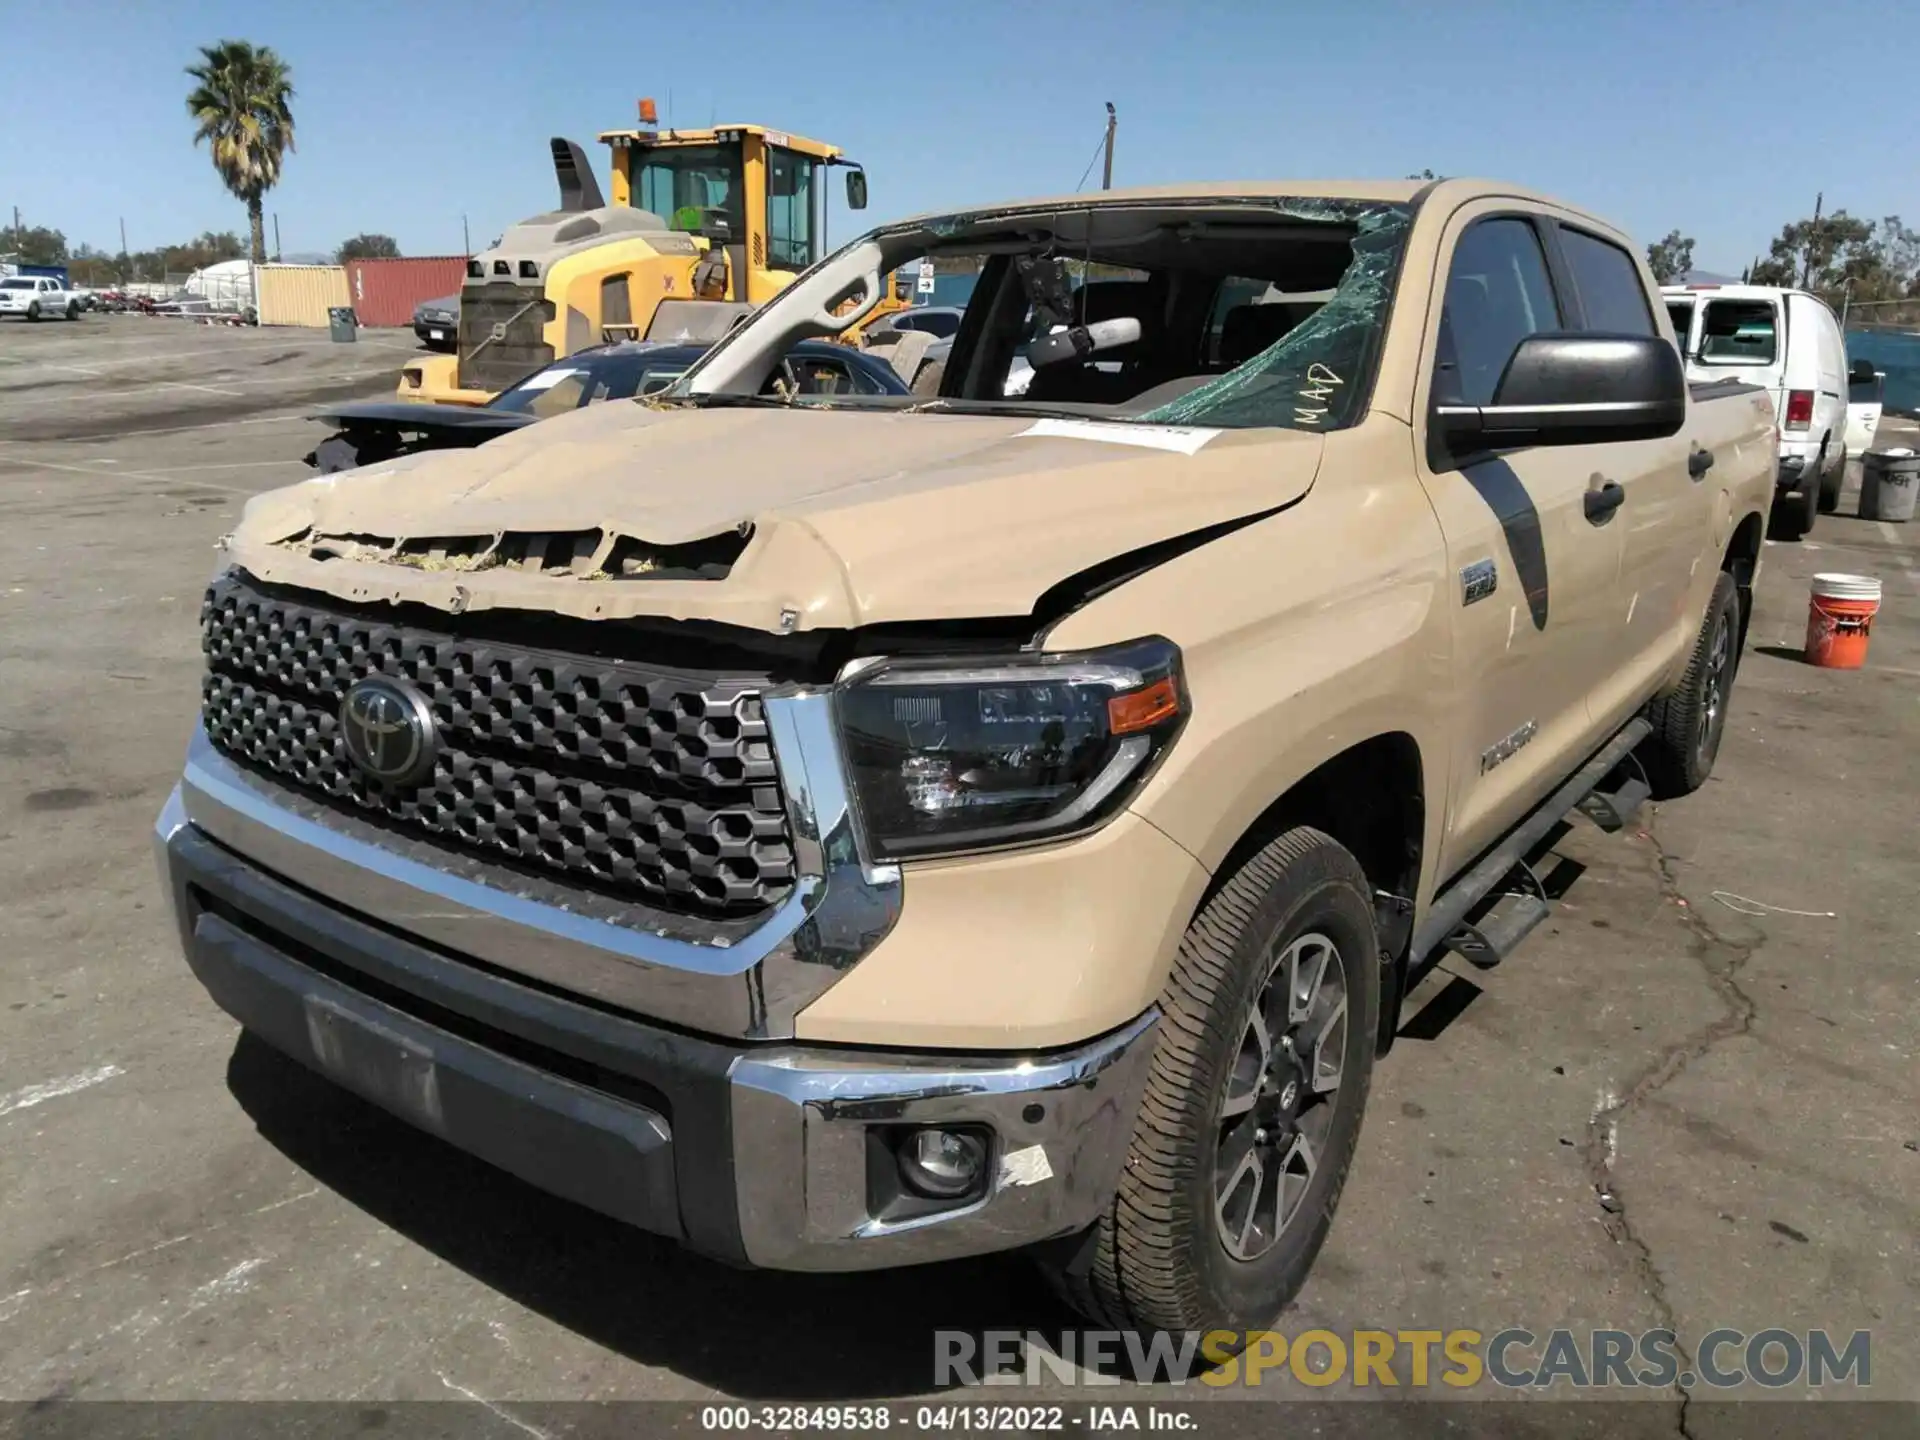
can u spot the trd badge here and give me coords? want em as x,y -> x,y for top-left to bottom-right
1461,558 -> 1498,606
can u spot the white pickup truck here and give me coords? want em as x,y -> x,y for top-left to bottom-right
0,274 -> 84,321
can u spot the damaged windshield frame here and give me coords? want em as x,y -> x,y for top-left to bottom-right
663,196 -> 1415,433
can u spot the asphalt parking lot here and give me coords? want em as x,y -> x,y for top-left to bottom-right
0,317 -> 1915,1430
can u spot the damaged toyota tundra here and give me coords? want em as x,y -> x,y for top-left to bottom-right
156,178 -> 1776,1340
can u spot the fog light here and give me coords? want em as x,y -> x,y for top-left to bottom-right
898,1127 -> 987,1199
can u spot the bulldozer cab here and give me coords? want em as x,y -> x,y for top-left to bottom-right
397,111 -> 876,407
601,120 -> 864,306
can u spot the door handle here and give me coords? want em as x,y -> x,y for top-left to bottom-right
1584,480 -> 1626,524
1688,447 -> 1715,479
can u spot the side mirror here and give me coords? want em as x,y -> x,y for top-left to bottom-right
1848,357 -> 1878,386
844,167 -> 868,211
1437,333 -> 1686,450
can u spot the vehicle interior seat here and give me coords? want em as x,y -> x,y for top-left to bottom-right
1216,302 -> 1305,370
866,328 -> 936,390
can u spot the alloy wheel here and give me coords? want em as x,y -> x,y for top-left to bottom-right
1213,931 -> 1349,1262
1699,606 -> 1732,760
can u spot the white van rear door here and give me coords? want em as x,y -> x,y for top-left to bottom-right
1664,296 -> 1697,358
1846,361 -> 1884,456
1691,294 -> 1786,418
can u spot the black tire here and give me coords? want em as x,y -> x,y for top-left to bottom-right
1772,470 -> 1819,541
1040,827 -> 1380,1344
1818,443 -> 1844,511
1640,570 -> 1740,799
25,302 -> 39,323
65,301 -> 79,321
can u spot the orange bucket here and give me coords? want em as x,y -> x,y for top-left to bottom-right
1804,573 -> 1882,669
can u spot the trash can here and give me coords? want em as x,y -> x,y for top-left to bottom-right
1860,448 -> 1919,523
327,306 -> 359,344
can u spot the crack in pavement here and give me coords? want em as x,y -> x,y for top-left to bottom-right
1582,805 -> 1765,1440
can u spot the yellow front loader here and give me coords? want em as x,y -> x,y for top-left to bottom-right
399,103 -> 896,406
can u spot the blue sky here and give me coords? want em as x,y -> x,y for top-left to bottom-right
3,0 -> 1907,270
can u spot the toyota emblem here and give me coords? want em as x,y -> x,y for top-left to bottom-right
339,676 -> 438,786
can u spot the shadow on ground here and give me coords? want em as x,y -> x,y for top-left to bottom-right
224,1033 -> 1068,1400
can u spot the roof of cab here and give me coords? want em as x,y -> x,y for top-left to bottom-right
597,124 -> 843,160
883,176 -> 1609,232
1660,282 -> 1808,301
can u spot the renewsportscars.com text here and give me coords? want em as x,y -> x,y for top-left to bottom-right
935,1328 -> 1871,1390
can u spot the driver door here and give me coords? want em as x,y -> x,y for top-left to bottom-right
1414,208 -> 1626,875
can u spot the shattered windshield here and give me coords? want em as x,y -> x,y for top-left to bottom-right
1141,202 -> 1410,430
677,196 -> 1414,429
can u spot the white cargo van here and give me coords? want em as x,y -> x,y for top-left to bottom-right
1662,283 -> 1870,537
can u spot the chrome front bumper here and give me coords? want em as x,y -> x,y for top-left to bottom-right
156,780 -> 1158,1270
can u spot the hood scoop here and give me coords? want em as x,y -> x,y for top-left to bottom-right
284,525 -> 751,581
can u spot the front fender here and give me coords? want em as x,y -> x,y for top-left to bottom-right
1047,420 -> 1454,905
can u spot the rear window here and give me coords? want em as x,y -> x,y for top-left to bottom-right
898,310 -> 961,338
1699,299 -> 1778,365
1560,229 -> 1654,335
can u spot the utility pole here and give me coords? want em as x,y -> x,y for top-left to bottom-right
120,217 -> 130,282
9,205 -> 19,252
1101,102 -> 1117,191
1801,191 -> 1822,289
272,213 -> 282,263
462,213 -> 471,255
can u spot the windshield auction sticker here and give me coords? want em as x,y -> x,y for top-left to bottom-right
1015,419 -> 1223,455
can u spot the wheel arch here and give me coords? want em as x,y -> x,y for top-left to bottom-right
1193,731 -> 1427,1057
1722,508 -> 1764,655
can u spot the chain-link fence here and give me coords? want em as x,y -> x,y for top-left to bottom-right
1841,296 -> 1920,330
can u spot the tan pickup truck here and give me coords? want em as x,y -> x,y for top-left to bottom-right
157,178 -> 1775,1342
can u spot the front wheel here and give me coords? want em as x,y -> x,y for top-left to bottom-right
1640,570 -> 1740,799
65,301 -> 79,321
25,302 -> 40,322
1040,827 -> 1380,1344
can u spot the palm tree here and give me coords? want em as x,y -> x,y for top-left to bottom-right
185,41 -> 295,264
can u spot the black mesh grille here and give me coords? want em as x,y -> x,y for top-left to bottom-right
456,281 -> 555,394
198,572 -> 796,917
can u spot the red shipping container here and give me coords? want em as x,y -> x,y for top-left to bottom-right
343,257 -> 469,328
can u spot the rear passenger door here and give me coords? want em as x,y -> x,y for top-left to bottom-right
1551,223 -> 1702,730
1415,208 -> 1626,873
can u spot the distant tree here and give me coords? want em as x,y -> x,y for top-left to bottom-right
1828,215 -> 1920,302
186,40 -> 296,263
1646,230 -> 1695,284
10,226 -> 245,284
1750,202 -> 1871,291
0,224 -> 70,264
336,233 -> 401,262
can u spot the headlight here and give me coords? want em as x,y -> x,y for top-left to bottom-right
835,637 -> 1187,862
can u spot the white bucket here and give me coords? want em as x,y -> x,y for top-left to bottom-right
1810,573 -> 1883,603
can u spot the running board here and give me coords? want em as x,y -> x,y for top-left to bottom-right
1576,757 -> 1651,834
1410,717 -> 1652,985
1444,860 -> 1549,969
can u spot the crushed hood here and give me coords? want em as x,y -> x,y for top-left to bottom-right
231,399 -> 1325,632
